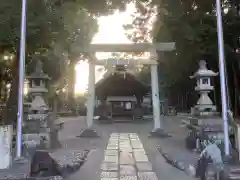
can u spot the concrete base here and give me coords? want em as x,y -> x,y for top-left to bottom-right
77,129 -> 99,138
150,128 -> 171,138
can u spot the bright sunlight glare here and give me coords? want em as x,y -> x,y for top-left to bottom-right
75,3 -> 136,94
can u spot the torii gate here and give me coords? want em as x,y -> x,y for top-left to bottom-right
79,43 -> 175,137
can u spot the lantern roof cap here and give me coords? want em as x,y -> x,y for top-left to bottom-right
190,60 -> 218,79
26,60 -> 50,79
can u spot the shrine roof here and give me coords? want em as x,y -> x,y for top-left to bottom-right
95,71 -> 150,96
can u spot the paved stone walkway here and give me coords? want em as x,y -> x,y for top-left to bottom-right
100,133 -> 158,180
59,116 -> 196,180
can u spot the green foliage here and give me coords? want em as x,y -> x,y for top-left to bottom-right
0,0 -> 140,123
126,0 -> 240,112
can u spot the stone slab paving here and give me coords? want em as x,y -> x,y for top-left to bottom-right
100,133 -> 159,180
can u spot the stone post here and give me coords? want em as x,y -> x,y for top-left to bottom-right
0,125 -> 13,169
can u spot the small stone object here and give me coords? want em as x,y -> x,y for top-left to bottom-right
177,162 -> 185,171
77,129 -> 99,138
187,165 -> 196,177
150,128 -> 171,138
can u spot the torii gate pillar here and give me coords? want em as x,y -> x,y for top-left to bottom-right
151,64 -> 161,129
86,61 -> 95,128
149,49 -> 170,137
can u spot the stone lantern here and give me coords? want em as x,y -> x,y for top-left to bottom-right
190,60 -> 218,116
23,60 -> 51,151
27,60 -> 50,102
185,60 -> 224,153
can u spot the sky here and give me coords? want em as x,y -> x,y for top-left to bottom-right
75,3 -> 135,94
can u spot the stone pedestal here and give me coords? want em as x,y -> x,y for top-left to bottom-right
0,125 -> 13,169
185,116 -> 225,152
23,113 -> 50,150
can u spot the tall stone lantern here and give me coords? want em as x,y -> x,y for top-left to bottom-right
190,60 -> 218,116
24,60 -> 51,151
185,60 -> 224,153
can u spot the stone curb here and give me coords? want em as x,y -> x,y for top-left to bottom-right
157,146 -> 196,177
0,150 -> 90,180
59,150 -> 89,178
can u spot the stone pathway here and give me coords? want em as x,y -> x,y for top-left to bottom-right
100,133 -> 158,180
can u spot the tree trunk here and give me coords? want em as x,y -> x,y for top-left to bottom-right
1,57 -> 19,125
3,83 -> 8,102
232,63 -> 240,117
0,72 -> 2,100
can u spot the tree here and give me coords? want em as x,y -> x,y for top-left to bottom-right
125,0 -> 240,114
0,0 -> 152,124
0,0 -> 98,124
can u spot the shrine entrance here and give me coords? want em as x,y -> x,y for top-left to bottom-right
95,69 -> 150,121
79,43 -> 175,137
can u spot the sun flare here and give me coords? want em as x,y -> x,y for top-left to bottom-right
75,61 -> 89,94
74,3 -> 136,94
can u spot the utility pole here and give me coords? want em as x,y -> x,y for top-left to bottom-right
16,0 -> 27,158
216,0 -> 230,156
